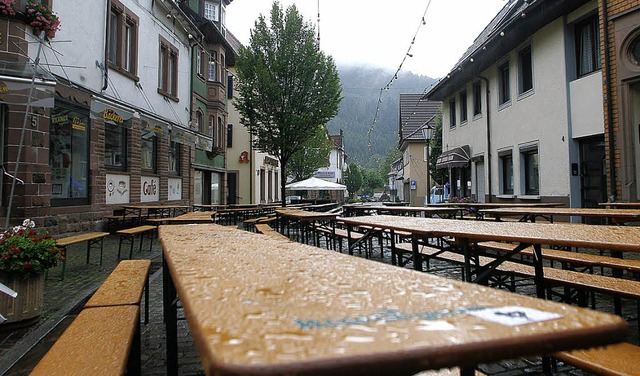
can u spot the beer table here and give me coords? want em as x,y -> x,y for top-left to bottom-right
276,208 -> 339,247
121,204 -> 189,220
159,224 -> 627,376
146,211 -> 216,225
338,215 -> 640,298
343,204 -> 460,218
599,202 -> 640,209
479,207 -> 640,224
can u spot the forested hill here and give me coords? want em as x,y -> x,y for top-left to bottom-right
326,65 -> 436,169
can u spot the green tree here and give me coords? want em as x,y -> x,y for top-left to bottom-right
361,168 -> 386,195
428,116 -> 448,186
288,126 -> 333,181
344,162 -> 363,197
235,2 -> 342,206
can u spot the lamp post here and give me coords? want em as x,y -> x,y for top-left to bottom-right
421,123 -> 433,205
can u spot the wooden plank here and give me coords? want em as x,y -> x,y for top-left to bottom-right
55,232 -> 109,247
30,305 -> 139,376
85,260 -> 151,308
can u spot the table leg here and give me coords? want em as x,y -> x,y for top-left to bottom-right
533,244 -> 546,299
163,255 -> 178,376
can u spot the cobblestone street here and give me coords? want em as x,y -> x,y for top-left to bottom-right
0,225 -> 637,375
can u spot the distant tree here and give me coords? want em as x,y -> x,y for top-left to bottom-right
288,126 -> 333,181
429,116 -> 448,185
235,2 -> 342,206
344,163 -> 363,197
361,168 -> 386,195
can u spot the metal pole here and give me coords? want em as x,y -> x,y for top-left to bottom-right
5,32 -> 46,230
426,142 -> 430,205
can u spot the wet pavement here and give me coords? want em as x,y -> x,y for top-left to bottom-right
0,223 -> 637,375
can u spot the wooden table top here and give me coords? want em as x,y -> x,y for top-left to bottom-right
159,224 -> 627,375
480,207 -> 640,220
339,215 -> 640,253
348,205 -> 460,214
428,202 -> 565,209
599,202 -> 640,209
276,208 -> 340,220
122,204 -> 189,210
148,211 -> 216,224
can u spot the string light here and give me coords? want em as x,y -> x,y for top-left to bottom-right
367,0 -> 433,151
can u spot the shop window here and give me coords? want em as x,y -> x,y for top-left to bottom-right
141,131 -> 157,173
168,141 -> 181,175
522,149 -> 539,195
575,14 -> 601,77
158,36 -> 178,99
498,61 -> 510,105
500,153 -> 514,194
50,103 -> 90,206
518,45 -> 533,95
449,97 -> 456,129
459,90 -> 467,123
473,81 -> 482,116
105,122 -> 127,171
108,0 -> 138,78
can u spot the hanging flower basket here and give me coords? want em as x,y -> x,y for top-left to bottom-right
24,0 -> 59,39
0,0 -> 16,17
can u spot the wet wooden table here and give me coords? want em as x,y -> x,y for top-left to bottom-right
339,215 -> 640,298
479,207 -> 640,224
159,224 -> 628,376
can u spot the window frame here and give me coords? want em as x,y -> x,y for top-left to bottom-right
522,148 -> 539,195
518,44 -> 533,95
449,97 -> 456,129
498,60 -> 511,106
459,90 -> 468,124
500,153 -> 514,195
472,81 -> 482,117
575,13 -> 601,78
105,122 -> 128,172
168,140 -> 181,176
108,0 -> 139,80
158,36 -> 179,100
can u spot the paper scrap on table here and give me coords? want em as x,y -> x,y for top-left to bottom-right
468,306 -> 562,326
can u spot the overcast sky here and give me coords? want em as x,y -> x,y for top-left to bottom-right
226,0 -> 507,78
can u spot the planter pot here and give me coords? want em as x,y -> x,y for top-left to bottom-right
0,272 -> 45,325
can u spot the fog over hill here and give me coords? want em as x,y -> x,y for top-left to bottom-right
326,65 -> 436,169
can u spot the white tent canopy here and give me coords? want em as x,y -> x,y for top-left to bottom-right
285,177 -> 347,191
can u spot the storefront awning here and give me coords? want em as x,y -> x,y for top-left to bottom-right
0,75 -> 56,108
436,145 -> 471,169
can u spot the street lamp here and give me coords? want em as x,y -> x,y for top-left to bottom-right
421,122 -> 434,205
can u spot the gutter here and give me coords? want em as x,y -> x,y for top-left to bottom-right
602,0 -> 617,201
479,76 -> 492,202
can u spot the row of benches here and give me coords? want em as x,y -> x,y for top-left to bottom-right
31,259 -> 151,375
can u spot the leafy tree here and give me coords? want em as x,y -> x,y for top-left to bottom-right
361,168 -> 386,195
235,2 -> 342,206
428,116 -> 448,186
288,126 -> 333,181
344,162 -> 363,197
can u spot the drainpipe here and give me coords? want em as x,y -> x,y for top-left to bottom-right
602,0 -> 617,201
479,76 -> 492,202
102,2 -> 109,91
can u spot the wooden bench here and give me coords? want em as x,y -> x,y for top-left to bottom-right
85,259 -> 151,324
116,225 -> 156,260
29,305 -> 141,376
555,342 -> 640,376
255,224 -> 291,242
104,213 -> 144,232
54,231 -> 110,280
477,241 -> 640,275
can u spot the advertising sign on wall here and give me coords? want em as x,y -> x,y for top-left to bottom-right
141,176 -> 160,202
168,177 -> 182,201
106,174 -> 130,205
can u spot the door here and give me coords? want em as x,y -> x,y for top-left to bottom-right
475,161 -> 485,203
580,136 -> 606,224
227,171 -> 238,204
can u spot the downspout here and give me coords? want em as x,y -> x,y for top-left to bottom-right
602,0 -> 617,201
102,2 -> 109,91
479,76 -> 492,202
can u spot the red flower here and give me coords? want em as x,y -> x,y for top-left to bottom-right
1,254 -> 10,260
23,262 -> 32,269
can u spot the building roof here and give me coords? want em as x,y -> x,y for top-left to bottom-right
425,0 -> 591,101
398,94 -> 441,148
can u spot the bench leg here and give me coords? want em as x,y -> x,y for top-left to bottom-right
127,317 -> 142,375
86,237 -> 105,266
118,234 -> 134,260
